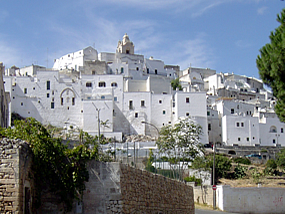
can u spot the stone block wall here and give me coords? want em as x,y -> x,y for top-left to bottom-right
83,161 -> 195,214
120,164 -> 195,214
0,138 -> 33,214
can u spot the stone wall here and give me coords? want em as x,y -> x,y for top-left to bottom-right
0,138 -> 33,214
83,162 -> 195,214
188,183 -> 213,206
120,164 -> 194,214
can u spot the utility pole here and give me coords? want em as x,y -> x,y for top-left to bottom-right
96,108 -> 101,145
213,143 -> 216,210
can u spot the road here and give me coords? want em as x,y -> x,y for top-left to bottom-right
196,209 -> 239,214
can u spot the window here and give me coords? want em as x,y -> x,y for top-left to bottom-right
247,137 -> 249,141
273,139 -> 276,144
173,102 -> 175,107
61,98 -> 63,105
135,112 -> 138,118
186,112 -> 189,116
21,102 -> 23,106
24,88 -> 27,94
281,128 -> 284,133
155,69 -> 157,74
101,96 -> 105,99
238,137 -> 241,141
33,87 -> 35,90
236,122 -> 240,127
121,67 -> 124,73
270,126 -> 277,133
72,98 -> 75,105
231,108 -> 234,114
51,102 -> 54,109
163,110 -> 166,115
114,97 -> 117,102
92,70 -> 96,75
141,100 -> 145,107
147,68 -> 149,74
186,97 -> 189,103
207,111 -> 210,116
126,50 -> 130,54
111,82 -> 118,87
241,122 -> 244,127
208,124 -> 211,131
136,67 -> 139,71
129,100 -> 133,110
47,93 -> 50,98
159,100 -> 162,104
47,81 -> 50,90
52,90 -> 54,95
86,82 -> 92,87
98,81 -> 106,87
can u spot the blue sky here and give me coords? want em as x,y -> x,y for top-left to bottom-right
0,0 -> 284,78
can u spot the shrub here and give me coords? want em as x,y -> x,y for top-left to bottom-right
233,157 -> 251,165
233,164 -> 247,179
184,175 -> 202,186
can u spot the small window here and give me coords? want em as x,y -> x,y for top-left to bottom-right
163,110 -> 166,115
47,93 -> 50,98
61,98 -> 63,105
47,81 -> 50,90
238,137 -> 241,141
147,68 -> 149,74
21,102 -> 23,106
155,69 -> 157,74
51,102 -> 54,109
52,90 -> 54,95
129,100 -> 133,110
24,88 -> 27,94
281,128 -> 284,133
141,100 -> 145,107
33,87 -> 35,90
236,122 -> 240,127
86,82 -> 92,87
114,97 -> 118,102
101,96 -> 105,99
241,122 -> 244,127
135,112 -> 138,118
231,108 -> 234,114
111,82 -> 118,87
173,102 -> 175,107
186,112 -> 189,116
208,124 -> 211,131
247,137 -> 249,141
273,139 -> 276,144
13,97 -> 15,99
72,98 -> 75,105
99,81 -> 106,87
207,111 -> 210,116
121,67 -> 124,73
186,97 -> 189,103
159,100 -> 162,104
136,67 -> 139,71
92,70 -> 96,75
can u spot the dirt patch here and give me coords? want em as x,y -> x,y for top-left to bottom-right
218,177 -> 285,188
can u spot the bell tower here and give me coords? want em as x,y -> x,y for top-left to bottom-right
116,33 -> 134,54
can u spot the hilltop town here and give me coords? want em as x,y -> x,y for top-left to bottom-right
0,34 -> 283,149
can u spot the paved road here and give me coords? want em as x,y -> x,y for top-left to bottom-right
196,209 -> 240,214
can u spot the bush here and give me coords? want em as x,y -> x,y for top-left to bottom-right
233,157 -> 251,165
266,159 -> 277,169
233,164 -> 247,179
264,159 -> 278,176
184,175 -> 202,186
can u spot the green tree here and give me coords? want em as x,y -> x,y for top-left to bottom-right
171,78 -> 182,91
156,117 -> 204,180
257,9 -> 285,121
0,118 -> 108,212
276,148 -> 285,168
145,149 -> 156,173
208,154 -> 232,179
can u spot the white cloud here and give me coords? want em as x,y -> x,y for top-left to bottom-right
257,6 -> 267,15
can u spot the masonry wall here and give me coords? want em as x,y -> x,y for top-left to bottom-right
189,183 -> 213,206
83,161 -> 195,214
0,138 -> 33,214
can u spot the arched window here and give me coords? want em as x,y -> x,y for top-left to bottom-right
99,81 -> 106,87
86,82 -> 92,87
111,82 -> 118,87
270,126 -> 277,133
121,67 -> 124,73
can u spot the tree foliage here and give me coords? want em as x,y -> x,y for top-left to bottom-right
276,148 -> 285,168
208,154 -> 232,179
156,117 -> 204,179
171,78 -> 182,91
257,9 -> 285,121
0,118 -> 110,212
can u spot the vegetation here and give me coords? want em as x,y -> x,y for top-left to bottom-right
276,148 -> 285,168
170,78 -> 182,91
156,117 -> 204,180
0,118 -> 111,212
233,157 -> 251,165
256,9 -> 285,122
209,154 -> 232,179
184,175 -> 202,186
